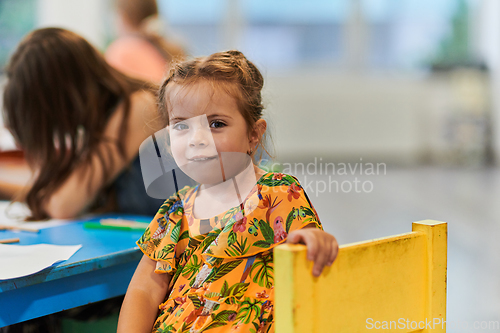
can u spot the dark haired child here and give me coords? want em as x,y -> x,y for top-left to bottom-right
2,27 -> 165,220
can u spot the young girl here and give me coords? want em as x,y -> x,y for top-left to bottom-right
1,27 -> 165,220
117,50 -> 338,333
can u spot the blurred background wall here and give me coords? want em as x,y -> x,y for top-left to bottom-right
0,0 -> 499,168
1,1 -> 500,329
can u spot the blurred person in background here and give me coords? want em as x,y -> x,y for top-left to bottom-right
105,0 -> 186,84
1,27 -> 165,221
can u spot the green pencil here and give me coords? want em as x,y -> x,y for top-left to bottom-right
83,220 -> 149,231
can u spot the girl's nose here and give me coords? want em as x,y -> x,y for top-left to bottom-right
188,127 -> 210,147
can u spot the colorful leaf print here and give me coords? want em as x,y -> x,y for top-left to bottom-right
221,282 -> 249,303
197,309 -> 238,331
170,220 -> 182,242
188,295 -> 203,309
205,260 -> 243,283
259,178 -> 288,187
168,200 -> 183,216
138,242 -> 148,252
224,236 -> 251,256
178,230 -> 190,242
157,186 -> 190,215
188,237 -> 202,250
181,247 -> 195,263
258,174 -> 297,187
227,230 -> 237,247
180,321 -> 193,333
220,280 -> 229,296
258,219 -> 274,245
253,240 -> 272,248
200,229 -> 220,253
155,323 -> 175,333
208,257 -> 224,268
236,297 -> 262,324
182,255 -> 202,280
204,321 -> 228,331
302,206 -> 315,217
221,218 -> 236,233
221,206 -> 241,222
171,263 -> 184,284
157,199 -> 174,215
204,292 -> 221,299
212,310 -> 237,322
156,243 -> 175,260
138,227 -> 151,244
250,322 -> 259,333
285,209 -> 294,233
151,237 -> 162,247
249,253 -> 273,288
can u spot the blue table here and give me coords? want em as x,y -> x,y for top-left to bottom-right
0,215 -> 151,327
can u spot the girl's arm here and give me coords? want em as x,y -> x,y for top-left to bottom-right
117,255 -> 172,333
44,91 -> 160,219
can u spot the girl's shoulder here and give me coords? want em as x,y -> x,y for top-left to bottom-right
136,185 -> 194,272
257,171 -> 301,185
256,171 -> 304,196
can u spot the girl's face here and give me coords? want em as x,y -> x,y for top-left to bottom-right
167,81 -> 254,185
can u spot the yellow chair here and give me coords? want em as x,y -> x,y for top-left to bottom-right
275,220 -> 447,333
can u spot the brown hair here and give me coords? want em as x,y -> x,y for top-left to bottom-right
115,0 -> 185,63
2,27 -> 154,220
158,50 -> 269,159
116,0 -> 158,28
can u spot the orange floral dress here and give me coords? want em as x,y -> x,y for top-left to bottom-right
137,172 -> 323,333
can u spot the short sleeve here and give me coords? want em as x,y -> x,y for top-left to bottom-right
284,175 -> 323,233
136,190 -> 190,275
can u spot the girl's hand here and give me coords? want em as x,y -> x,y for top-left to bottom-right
286,225 -> 339,277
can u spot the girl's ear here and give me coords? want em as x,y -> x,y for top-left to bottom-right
249,119 -> 267,148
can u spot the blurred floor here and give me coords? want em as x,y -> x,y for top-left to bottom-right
291,165 -> 500,332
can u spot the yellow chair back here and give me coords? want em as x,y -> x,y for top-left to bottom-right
275,220 -> 447,332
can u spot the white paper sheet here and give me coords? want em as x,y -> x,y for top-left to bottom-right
0,243 -> 82,280
0,201 -> 71,230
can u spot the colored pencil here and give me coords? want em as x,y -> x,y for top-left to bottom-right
0,225 -> 40,233
0,237 -> 20,244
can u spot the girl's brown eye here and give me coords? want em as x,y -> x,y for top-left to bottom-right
210,120 -> 226,129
